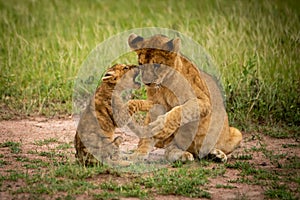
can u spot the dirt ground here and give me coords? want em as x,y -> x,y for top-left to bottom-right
0,117 -> 299,200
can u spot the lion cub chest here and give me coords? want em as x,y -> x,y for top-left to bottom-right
147,86 -> 179,112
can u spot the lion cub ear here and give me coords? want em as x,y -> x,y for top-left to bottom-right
166,37 -> 181,53
128,33 -> 144,49
102,71 -> 115,81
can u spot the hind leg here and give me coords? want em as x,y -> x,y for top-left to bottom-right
225,127 -> 242,154
163,120 -> 198,162
215,126 -> 242,155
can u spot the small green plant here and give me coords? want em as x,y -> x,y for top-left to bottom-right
282,143 -> 300,148
216,184 -> 236,189
93,191 -> 118,200
228,177 -> 252,184
257,125 -> 297,139
226,161 -> 254,173
23,163 -> 39,169
34,138 -> 58,146
27,150 -> 37,155
53,163 -> 109,180
172,160 -> 184,168
18,177 -> 98,195
21,159 -> 50,169
15,156 -> 30,162
0,159 -> 8,167
56,143 -> 73,150
283,155 -> 300,169
100,181 -> 148,198
138,167 -> 211,198
265,182 -> 297,200
0,141 -> 22,153
231,154 -> 253,160
38,151 -> 65,158
5,170 -> 27,181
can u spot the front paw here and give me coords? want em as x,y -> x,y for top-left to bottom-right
148,115 -> 166,139
180,151 -> 194,162
166,149 -> 194,163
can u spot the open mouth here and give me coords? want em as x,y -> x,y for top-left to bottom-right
144,82 -> 161,88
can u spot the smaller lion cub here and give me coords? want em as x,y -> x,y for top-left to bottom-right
75,64 -> 153,166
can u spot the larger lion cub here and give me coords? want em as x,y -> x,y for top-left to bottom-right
128,34 -> 242,162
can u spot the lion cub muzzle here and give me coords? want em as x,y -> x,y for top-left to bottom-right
138,64 -> 158,86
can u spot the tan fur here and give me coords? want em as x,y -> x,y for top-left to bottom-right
74,64 -> 153,165
128,34 -> 242,162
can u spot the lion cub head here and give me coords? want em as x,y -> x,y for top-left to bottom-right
128,34 -> 181,86
102,64 -> 140,89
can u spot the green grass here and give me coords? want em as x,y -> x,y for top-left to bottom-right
99,181 -> 149,199
226,145 -> 299,196
0,0 -> 299,131
56,143 -> 73,150
215,184 -> 236,189
0,141 -> 22,153
137,167 -> 211,198
0,139 -> 299,199
0,152 -> 213,199
265,183 -> 298,200
0,159 -> 9,167
34,138 -> 58,146
0,1 -> 299,198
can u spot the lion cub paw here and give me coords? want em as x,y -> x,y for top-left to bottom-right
166,148 -> 194,163
124,151 -> 149,162
181,151 -> 195,162
208,148 -> 227,163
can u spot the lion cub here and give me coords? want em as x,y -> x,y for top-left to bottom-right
75,64 -> 153,165
128,34 -> 242,163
